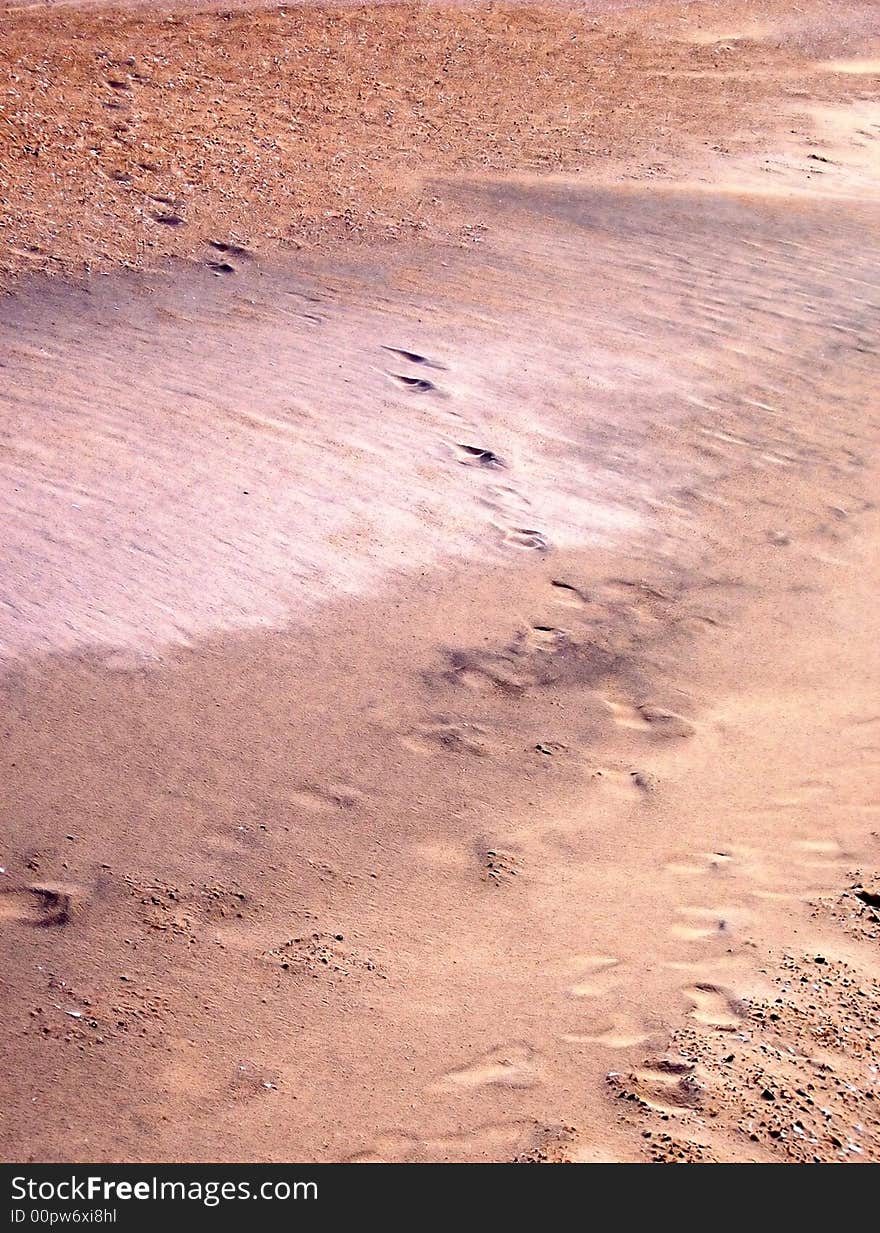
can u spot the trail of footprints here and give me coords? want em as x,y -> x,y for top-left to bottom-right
432,1043 -> 540,1093
459,805 -> 857,1125
381,343 -> 554,555
419,575 -> 709,750
591,825 -> 862,1119
11,553 -> 859,1156
350,627 -> 867,1155
353,565 -> 724,1148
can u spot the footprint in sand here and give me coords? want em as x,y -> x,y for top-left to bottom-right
684,983 -> 744,1031
606,1058 -> 702,1115
201,825 -> 263,859
791,837 -> 849,869
500,526 -> 550,552
664,850 -> 735,877
441,649 -> 527,696
401,718 -> 492,758
670,905 -> 748,941
381,345 -> 445,370
523,623 -> 566,650
209,239 -> 251,259
477,840 -> 523,887
453,442 -> 506,469
590,767 -> 656,803
348,1120 -> 525,1163
568,955 -> 621,998
206,260 -> 236,276
550,579 -> 589,609
0,883 -> 78,927
390,372 -> 437,394
601,697 -> 695,738
290,784 -> 365,812
562,1014 -> 657,1050
433,1044 -> 540,1091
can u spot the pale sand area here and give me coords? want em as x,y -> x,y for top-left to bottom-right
0,0 -> 879,1162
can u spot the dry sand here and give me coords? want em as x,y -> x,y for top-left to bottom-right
1,0 -> 879,1163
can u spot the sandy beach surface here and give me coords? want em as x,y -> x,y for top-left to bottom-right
1,0 -> 879,1163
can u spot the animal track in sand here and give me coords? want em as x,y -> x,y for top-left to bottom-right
589,766 -> 656,802
501,623 -> 571,665
601,696 -> 695,739
664,850 -> 735,877
670,905 -> 748,942
550,579 -> 589,608
434,1044 -> 540,1091
201,824 -> 264,859
348,1120 -> 526,1163
525,623 -> 565,647
663,954 -> 748,980
791,837 -> 847,861
550,575 -> 681,635
681,20 -> 777,45
744,778 -> 840,814
684,984 -> 744,1031
435,616 -> 621,700
606,1058 -> 702,1115
663,830 -> 858,903
0,883 -> 78,927
390,372 -> 437,393
533,739 -> 570,759
128,876 -> 250,939
476,481 -> 528,519
453,443 -> 505,468
290,784 -> 365,812
438,648 -> 527,695
602,698 -> 653,730
401,718 -> 492,758
818,58 -> 880,74
562,1014 -> 656,1050
477,840 -> 522,887
788,839 -> 853,884
381,345 -> 444,369
500,526 -> 550,552
209,239 -> 251,258
569,955 -> 621,998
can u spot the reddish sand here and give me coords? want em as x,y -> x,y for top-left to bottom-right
2,0 -> 871,285
1,0 -> 879,1163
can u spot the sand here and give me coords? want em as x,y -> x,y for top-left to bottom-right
0,0 -> 879,1163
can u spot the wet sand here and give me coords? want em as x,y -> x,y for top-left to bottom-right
1,0 -> 879,1163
